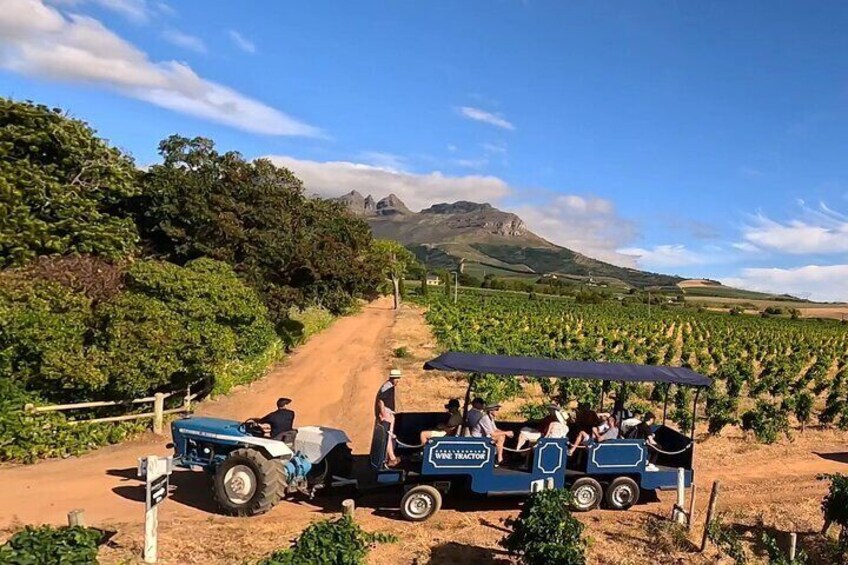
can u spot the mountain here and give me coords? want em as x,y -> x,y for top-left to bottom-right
336,191 -> 682,288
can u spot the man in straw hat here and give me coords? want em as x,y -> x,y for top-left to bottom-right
375,369 -> 403,466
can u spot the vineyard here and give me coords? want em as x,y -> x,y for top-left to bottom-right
421,292 -> 848,442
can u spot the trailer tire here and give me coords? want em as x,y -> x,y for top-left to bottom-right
605,477 -> 639,510
570,477 -> 603,512
214,448 -> 285,517
400,485 -> 442,522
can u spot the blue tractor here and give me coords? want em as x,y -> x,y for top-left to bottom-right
170,418 -> 353,516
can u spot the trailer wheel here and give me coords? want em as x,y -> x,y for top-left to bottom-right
570,477 -> 603,512
214,448 -> 285,516
400,485 -> 442,522
605,477 -> 640,510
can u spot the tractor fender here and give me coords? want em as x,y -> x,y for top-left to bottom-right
230,435 -> 294,460
294,425 -> 352,464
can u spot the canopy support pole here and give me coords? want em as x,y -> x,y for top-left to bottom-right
691,387 -> 701,441
662,384 -> 671,425
599,380 -> 608,412
459,374 -> 476,436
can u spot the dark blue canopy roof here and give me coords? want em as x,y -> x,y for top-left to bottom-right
424,352 -> 711,387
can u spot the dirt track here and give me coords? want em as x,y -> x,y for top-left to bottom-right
0,297 -> 396,528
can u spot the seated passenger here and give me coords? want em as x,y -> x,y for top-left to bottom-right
480,404 -> 514,466
465,397 -> 487,436
419,399 -> 463,444
568,414 -> 618,456
620,410 -> 643,437
515,404 -> 569,451
628,411 -> 661,470
574,402 -> 600,436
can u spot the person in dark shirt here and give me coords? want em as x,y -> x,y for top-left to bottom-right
256,397 -> 295,441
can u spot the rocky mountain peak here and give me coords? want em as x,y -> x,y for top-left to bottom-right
375,194 -> 411,216
421,201 -> 494,215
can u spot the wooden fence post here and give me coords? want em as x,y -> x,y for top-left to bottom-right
789,532 -> 797,561
184,384 -> 191,413
687,484 -> 697,532
673,467 -> 686,525
700,481 -> 721,552
67,509 -> 85,527
153,393 -> 165,435
342,499 -> 355,517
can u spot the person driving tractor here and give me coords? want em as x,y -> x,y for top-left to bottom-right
247,397 -> 295,441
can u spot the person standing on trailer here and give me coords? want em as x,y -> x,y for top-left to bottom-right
376,369 -> 402,466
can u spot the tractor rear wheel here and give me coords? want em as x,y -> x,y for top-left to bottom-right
308,443 -> 354,487
214,448 -> 285,516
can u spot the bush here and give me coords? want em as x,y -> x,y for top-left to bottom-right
761,531 -> 808,564
819,473 -> 848,552
0,525 -> 102,564
257,516 -> 395,565
0,98 -> 139,267
706,391 -> 738,436
393,346 -> 410,359
501,489 -> 587,565
740,400 -> 790,444
707,514 -> 747,565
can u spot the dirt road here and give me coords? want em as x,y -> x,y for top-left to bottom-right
0,297 -> 396,528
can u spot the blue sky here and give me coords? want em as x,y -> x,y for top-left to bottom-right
2,1 -> 848,300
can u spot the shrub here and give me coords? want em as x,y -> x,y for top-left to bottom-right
501,489 -> 587,565
0,525 -> 102,564
645,516 -> 692,554
706,391 -> 738,436
393,346 -> 410,359
257,516 -> 395,565
707,514 -> 747,565
792,390 -> 814,431
0,98 -> 139,267
819,473 -> 848,552
761,531 -> 808,564
740,400 -> 789,444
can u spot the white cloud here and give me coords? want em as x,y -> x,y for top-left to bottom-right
617,244 -> 707,268
457,106 -> 514,130
739,203 -> 848,254
265,156 -> 511,211
0,0 -> 319,136
357,151 -> 407,171
723,264 -> 848,302
48,0 -> 162,23
228,29 -> 256,54
512,195 -> 638,267
161,29 -> 206,53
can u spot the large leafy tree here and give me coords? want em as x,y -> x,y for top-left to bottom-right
135,135 -> 380,318
0,99 -> 139,267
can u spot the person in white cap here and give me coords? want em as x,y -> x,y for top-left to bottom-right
375,369 -> 402,466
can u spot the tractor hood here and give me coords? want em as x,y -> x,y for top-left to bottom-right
171,416 -> 294,459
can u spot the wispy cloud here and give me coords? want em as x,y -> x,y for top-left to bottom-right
738,202 -> 848,255
617,244 -> 707,268
357,151 -> 407,171
723,264 -> 848,302
47,0 -> 166,23
457,106 -> 515,130
228,29 -> 256,54
161,29 -> 205,53
0,0 -> 320,136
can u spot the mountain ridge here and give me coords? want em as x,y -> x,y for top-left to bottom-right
336,190 -> 682,288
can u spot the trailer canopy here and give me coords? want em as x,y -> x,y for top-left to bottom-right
424,351 -> 711,388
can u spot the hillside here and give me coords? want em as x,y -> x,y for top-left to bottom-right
337,191 -> 683,288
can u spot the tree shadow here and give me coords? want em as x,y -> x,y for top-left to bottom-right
419,542 -> 511,565
815,452 -> 848,465
108,466 -> 218,513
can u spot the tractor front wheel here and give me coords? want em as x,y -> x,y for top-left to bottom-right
214,448 -> 285,516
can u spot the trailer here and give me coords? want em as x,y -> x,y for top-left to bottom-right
371,352 -> 711,521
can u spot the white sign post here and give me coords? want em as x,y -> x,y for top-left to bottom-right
138,455 -> 173,564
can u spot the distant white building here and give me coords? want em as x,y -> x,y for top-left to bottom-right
426,275 -> 442,286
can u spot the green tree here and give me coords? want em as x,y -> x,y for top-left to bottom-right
370,239 -> 417,309
135,136 -> 379,319
502,489 -> 587,565
0,99 -> 139,266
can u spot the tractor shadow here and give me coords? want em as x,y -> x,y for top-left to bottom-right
107,467 -> 218,513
